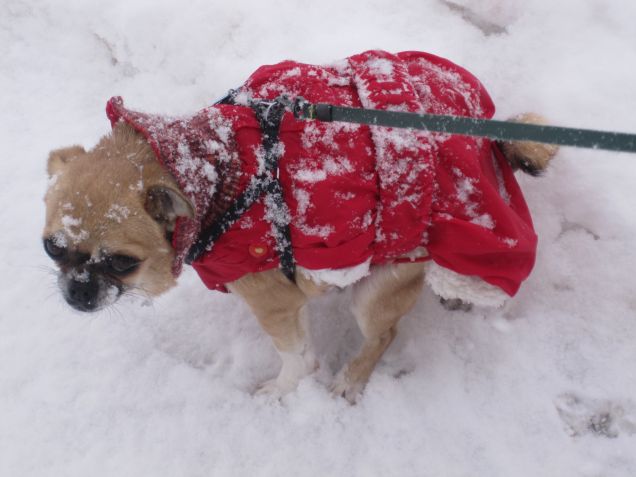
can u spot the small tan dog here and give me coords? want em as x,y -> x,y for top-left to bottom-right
43,51 -> 557,402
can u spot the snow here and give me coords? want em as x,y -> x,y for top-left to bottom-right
61,214 -> 90,243
366,58 -> 395,80
51,230 -> 68,248
453,167 -> 497,229
105,204 -> 131,223
207,108 -> 236,161
414,56 -> 486,116
292,188 -> 335,239
294,156 -> 354,183
69,268 -> 90,284
2,0 -> 636,476
175,141 -> 217,196
491,151 -> 512,204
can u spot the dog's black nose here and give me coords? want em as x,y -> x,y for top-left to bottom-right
66,279 -> 100,312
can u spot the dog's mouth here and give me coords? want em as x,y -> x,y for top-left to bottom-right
58,271 -> 123,313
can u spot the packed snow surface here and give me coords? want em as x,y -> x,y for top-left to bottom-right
2,0 -> 636,476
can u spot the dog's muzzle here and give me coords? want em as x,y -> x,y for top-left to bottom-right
59,271 -> 122,312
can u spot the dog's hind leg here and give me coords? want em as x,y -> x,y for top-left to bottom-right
331,262 -> 425,403
227,269 -> 317,397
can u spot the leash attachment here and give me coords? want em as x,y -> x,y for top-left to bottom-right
291,98 -> 333,123
292,98 -> 636,153
186,94 -> 296,283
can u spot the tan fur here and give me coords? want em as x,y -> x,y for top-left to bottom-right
228,269 -> 309,353
499,113 -> 559,174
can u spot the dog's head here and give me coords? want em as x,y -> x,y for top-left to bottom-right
43,124 -> 194,312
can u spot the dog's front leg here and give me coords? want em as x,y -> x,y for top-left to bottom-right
331,262 -> 425,403
227,269 -> 317,397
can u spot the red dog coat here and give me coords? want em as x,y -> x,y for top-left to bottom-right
106,50 -> 537,300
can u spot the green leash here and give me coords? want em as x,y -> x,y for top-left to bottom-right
290,98 -> 636,153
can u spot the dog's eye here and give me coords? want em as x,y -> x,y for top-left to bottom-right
106,255 -> 140,276
43,237 -> 66,260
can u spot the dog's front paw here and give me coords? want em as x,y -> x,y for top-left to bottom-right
254,348 -> 318,399
254,378 -> 293,399
330,371 -> 365,405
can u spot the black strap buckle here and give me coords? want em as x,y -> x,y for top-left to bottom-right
251,96 -> 291,127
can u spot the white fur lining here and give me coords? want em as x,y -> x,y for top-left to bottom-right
298,258 -> 372,288
425,261 -> 509,308
298,257 -> 509,307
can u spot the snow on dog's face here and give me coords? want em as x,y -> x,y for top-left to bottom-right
43,124 -> 193,312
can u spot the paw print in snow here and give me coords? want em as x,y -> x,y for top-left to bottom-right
555,393 -> 636,438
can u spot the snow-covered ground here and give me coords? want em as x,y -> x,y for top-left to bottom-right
2,0 -> 636,475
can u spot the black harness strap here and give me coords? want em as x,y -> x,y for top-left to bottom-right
251,98 -> 296,282
185,94 -> 296,283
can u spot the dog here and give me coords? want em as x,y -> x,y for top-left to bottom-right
43,50 -> 557,402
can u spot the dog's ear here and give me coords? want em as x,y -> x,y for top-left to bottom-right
47,145 -> 86,177
144,185 -> 194,231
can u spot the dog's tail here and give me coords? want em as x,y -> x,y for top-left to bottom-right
498,113 -> 559,176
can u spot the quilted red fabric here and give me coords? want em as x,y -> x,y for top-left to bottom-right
106,50 -> 537,296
